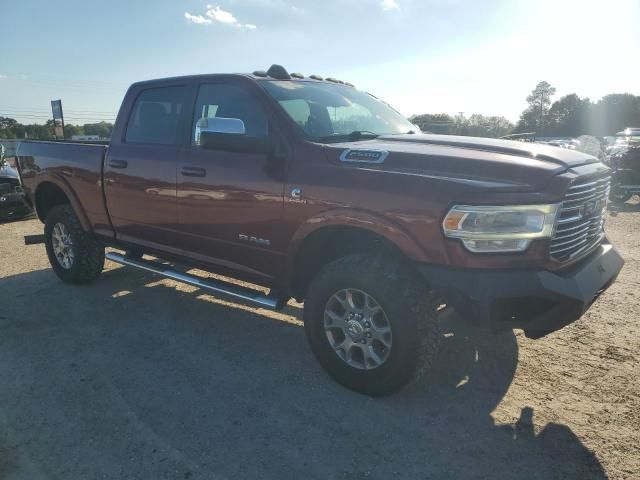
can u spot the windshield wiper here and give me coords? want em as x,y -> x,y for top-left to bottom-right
318,130 -> 380,143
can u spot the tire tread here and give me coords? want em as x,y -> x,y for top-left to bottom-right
304,253 -> 440,395
45,205 -> 104,284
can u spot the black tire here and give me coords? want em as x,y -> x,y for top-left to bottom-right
44,204 -> 105,284
303,254 -> 440,396
609,184 -> 632,204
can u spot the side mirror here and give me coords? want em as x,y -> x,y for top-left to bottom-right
197,117 -> 274,155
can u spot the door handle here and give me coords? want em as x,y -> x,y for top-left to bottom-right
181,166 -> 207,178
109,159 -> 128,169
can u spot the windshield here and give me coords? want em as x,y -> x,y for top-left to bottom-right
261,80 -> 416,142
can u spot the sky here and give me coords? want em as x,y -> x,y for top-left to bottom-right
1,0 -> 639,126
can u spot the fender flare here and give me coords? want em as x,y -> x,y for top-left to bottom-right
33,174 -> 92,232
284,208 -> 428,284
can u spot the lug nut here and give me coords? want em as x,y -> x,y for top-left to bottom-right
366,332 -> 372,338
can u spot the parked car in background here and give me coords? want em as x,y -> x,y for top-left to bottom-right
0,144 -> 31,221
606,128 -> 640,153
547,139 -> 571,148
606,128 -> 640,203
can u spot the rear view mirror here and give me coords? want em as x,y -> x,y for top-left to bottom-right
197,117 -> 274,154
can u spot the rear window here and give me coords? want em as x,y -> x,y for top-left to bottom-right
125,86 -> 186,145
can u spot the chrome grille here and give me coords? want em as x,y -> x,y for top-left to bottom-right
550,174 -> 610,261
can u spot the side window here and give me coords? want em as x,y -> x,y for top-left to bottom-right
125,86 -> 186,145
192,83 -> 268,146
279,99 -> 310,128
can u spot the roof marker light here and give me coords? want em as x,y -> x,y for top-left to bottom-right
266,64 -> 291,80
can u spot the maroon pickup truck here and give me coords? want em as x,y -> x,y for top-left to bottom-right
16,65 -> 624,396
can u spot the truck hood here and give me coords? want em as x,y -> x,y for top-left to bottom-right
325,133 -> 600,190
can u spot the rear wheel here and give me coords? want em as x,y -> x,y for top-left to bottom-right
44,205 -> 104,284
303,254 -> 440,396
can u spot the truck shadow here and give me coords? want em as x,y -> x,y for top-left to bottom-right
0,266 -> 606,479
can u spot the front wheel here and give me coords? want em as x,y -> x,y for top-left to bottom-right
303,254 -> 440,396
44,205 -> 105,284
609,184 -> 632,204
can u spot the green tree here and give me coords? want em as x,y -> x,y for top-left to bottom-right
63,124 -> 85,139
515,81 -> 556,135
588,94 -> 640,136
83,121 -> 113,138
458,114 -> 514,138
409,113 -> 455,134
409,113 -> 513,138
0,117 -> 19,139
548,94 -> 591,137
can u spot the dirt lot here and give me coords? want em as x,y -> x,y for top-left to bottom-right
1,205 -> 639,480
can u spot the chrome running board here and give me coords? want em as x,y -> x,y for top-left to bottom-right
105,251 -> 279,310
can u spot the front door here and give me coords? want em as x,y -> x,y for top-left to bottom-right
176,81 -> 287,282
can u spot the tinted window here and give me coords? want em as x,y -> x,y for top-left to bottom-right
126,86 -> 186,145
261,81 -> 416,141
279,99 -> 310,127
192,83 -> 268,146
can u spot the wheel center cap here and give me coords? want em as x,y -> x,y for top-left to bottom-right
346,320 -> 364,341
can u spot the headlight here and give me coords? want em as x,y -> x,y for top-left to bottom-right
443,204 -> 560,253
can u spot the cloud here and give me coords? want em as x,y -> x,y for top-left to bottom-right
184,5 -> 257,29
206,5 -> 237,24
184,13 -> 211,24
380,0 -> 399,11
0,74 -> 7,79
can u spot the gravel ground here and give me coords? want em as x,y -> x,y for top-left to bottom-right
1,204 -> 638,480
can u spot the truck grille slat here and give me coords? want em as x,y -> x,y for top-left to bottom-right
550,234 -> 591,251
553,225 -> 591,242
550,174 -> 610,261
555,220 -> 591,234
550,238 -> 590,255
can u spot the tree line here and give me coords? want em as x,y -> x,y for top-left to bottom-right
411,83 -> 639,139
410,113 -> 515,138
0,118 -> 114,140
514,83 -> 639,137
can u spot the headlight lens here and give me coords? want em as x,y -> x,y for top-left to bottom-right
443,204 -> 560,253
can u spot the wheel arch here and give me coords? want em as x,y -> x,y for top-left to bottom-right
285,210 -> 428,300
34,178 -> 92,231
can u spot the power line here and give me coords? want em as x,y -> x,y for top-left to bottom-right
1,113 -> 115,120
1,107 -> 119,115
2,112 -> 115,118
1,114 -> 116,123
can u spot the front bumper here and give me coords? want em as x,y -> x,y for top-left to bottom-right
418,240 -> 624,338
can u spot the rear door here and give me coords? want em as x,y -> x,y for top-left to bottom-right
175,80 -> 288,282
104,84 -> 188,252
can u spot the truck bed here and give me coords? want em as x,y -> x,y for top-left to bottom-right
17,140 -> 113,237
